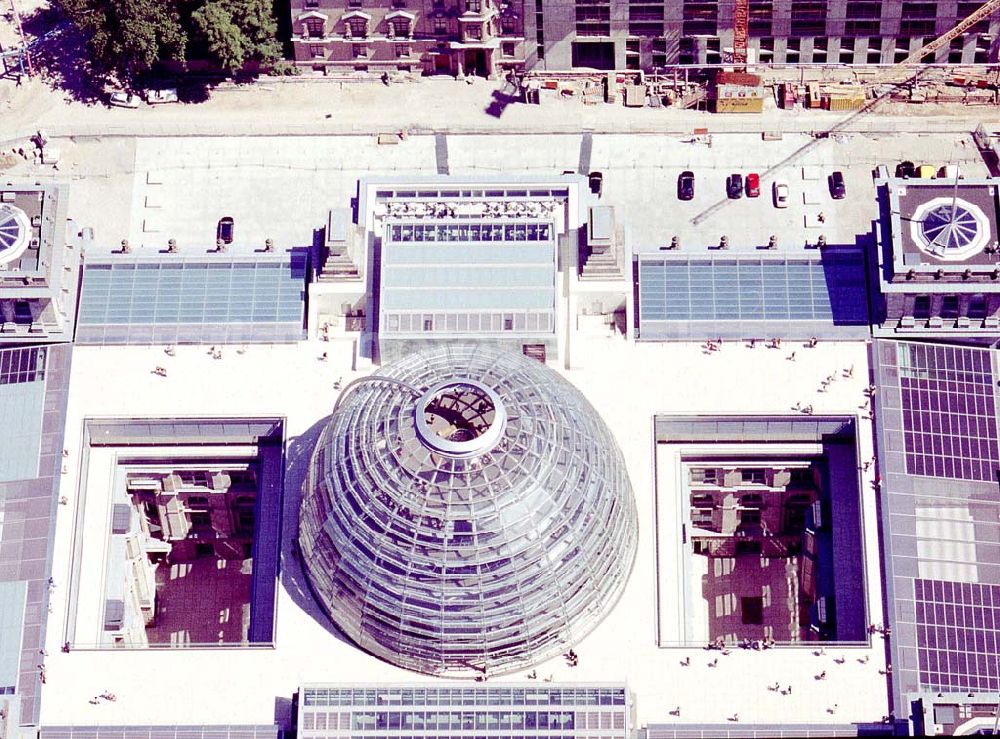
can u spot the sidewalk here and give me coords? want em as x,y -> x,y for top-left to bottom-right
4,75 -> 1000,145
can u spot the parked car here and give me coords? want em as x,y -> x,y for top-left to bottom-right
916,164 -> 937,179
217,217 -> 234,244
895,161 -> 915,179
772,180 -> 789,208
108,91 -> 140,109
829,170 -> 846,199
677,171 -> 695,201
145,88 -> 179,104
726,173 -> 743,199
745,172 -> 760,198
938,164 -> 962,180
588,171 -> 604,197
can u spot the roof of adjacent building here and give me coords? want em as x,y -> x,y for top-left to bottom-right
876,173 -> 1000,290
0,343 -> 71,725
0,183 -> 80,344
872,339 -> 1000,714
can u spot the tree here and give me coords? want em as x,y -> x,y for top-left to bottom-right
58,0 -> 187,84
192,0 -> 281,74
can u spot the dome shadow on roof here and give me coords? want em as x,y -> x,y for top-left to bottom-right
298,344 -> 638,677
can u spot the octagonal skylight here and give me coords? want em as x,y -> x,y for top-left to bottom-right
910,196 -> 990,261
0,204 -> 31,266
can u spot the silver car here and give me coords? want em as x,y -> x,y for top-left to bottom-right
772,179 -> 790,208
145,88 -> 179,104
108,91 -> 140,108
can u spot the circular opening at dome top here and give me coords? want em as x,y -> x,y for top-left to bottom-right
414,380 -> 507,459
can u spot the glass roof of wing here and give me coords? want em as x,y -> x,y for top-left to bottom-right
78,259 -> 306,327
637,254 -> 869,326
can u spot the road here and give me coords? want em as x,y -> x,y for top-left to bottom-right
5,74 -> 1000,145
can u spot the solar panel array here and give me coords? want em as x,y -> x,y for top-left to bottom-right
915,578 -> 1000,692
637,254 -> 869,325
76,258 -> 306,345
898,342 -> 999,482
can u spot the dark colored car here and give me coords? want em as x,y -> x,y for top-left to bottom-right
726,173 -> 743,199
746,172 -> 760,198
829,170 -> 846,199
217,217 -> 234,244
678,171 -> 695,200
589,171 -> 603,197
895,160 -> 915,179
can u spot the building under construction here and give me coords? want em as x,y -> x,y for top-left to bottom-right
290,0 -> 1000,73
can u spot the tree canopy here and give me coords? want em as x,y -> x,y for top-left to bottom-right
58,0 -> 187,83
57,0 -> 281,83
192,0 -> 282,74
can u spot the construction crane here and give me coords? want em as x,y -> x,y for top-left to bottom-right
693,0 -> 1000,226
881,0 -> 1000,74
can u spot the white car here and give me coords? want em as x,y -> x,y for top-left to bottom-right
145,88 -> 179,104
108,91 -> 141,109
773,180 -> 790,208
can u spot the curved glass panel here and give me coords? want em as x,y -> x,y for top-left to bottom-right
299,344 -> 638,677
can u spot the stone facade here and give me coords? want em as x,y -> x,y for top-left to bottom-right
290,0 -> 528,77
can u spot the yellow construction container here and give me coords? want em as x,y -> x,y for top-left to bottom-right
714,97 -> 764,113
825,94 -> 866,111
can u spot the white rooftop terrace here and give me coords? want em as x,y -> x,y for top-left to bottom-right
42,333 -> 887,728
95,132 -> 990,259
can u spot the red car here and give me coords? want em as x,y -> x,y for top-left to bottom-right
746,173 -> 760,198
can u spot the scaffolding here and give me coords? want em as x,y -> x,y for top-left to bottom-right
2,0 -> 34,78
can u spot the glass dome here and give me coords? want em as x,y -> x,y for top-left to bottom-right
299,344 -> 638,677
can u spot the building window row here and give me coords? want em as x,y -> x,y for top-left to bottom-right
913,294 -> 991,321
